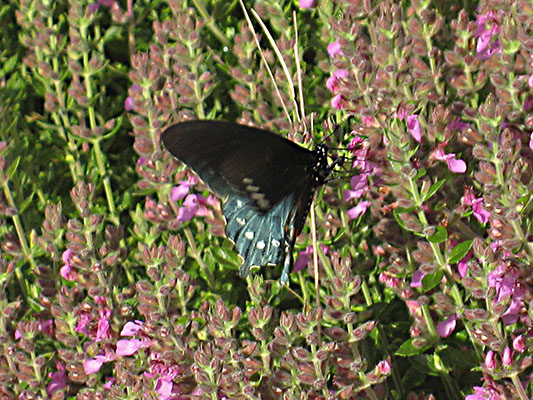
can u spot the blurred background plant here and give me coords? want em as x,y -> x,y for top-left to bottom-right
0,0 -> 531,399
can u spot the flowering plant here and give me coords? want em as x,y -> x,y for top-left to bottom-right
0,0 -> 531,399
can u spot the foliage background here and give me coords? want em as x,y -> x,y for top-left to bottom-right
0,0 -> 531,399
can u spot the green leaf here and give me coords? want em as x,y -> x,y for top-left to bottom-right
447,240 -> 473,264
393,206 -> 417,233
5,156 -> 21,180
427,225 -> 447,243
413,168 -> 426,181
19,192 -> 35,214
422,270 -> 443,291
423,179 -> 445,202
396,338 -> 430,356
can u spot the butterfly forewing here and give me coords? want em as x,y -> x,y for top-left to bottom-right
161,120 -> 331,281
162,121 -> 317,210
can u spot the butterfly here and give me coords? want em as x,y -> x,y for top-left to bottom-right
161,120 -> 337,283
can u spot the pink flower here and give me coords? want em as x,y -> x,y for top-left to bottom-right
177,194 -> 199,222
512,335 -> 525,352
343,174 -> 368,202
326,69 -> 349,93
347,200 -> 370,220
474,11 -> 502,60
436,314 -> 457,337
96,308 -> 112,341
155,378 -> 174,400
170,181 -> 190,201
484,350 -> 496,370
377,358 -> 391,374
461,187 -> 489,223
60,249 -> 76,280
121,320 -> 144,336
293,245 -> 329,273
327,40 -> 342,57
457,250 -> 472,278
501,347 -> 512,366
529,132 -> 533,150
431,143 -> 467,173
361,115 -> 377,127
331,94 -> 344,110
47,363 -> 67,396
299,0 -> 315,9
406,114 -> 422,142
116,339 -> 143,356
84,355 -> 108,374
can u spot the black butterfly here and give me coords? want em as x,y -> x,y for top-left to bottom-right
161,120 -> 337,283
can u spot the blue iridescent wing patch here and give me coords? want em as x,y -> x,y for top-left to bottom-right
223,194 -> 295,281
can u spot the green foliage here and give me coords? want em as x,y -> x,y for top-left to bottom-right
0,0 -> 531,399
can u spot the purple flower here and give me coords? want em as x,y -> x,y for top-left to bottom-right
343,174 -> 368,202
327,40 -> 343,57
436,314 -> 457,337
529,132 -> 533,150
103,378 -> 115,390
406,114 -> 422,142
431,143 -> 467,173
170,181 -> 191,201
299,0 -> 316,9
177,194 -> 199,222
124,96 -> 134,111
294,245 -> 329,273
462,187 -> 489,224
446,118 -> 469,132
96,308 -> 112,341
474,10 -> 502,60
155,378 -> 174,400
410,269 -> 426,288
47,364 -> 67,396
529,75 -> 533,88
457,250 -> 472,278
347,200 -> 370,220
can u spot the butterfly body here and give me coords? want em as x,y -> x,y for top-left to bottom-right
161,120 -> 332,283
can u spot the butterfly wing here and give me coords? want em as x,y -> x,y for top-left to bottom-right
161,120 -> 317,210
161,120 -> 328,281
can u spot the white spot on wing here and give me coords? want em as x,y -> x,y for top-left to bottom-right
236,200 -> 243,207
246,185 -> 260,192
242,178 -> 253,184
245,231 -> 254,240
256,240 -> 265,249
271,239 -> 280,247
236,217 -> 246,226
